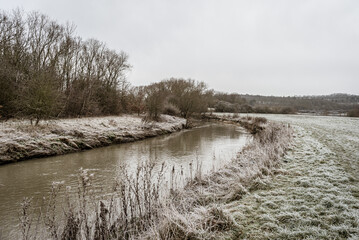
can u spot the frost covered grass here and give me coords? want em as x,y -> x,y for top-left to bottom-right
142,117 -> 293,239
221,114 -> 359,239
143,114 -> 359,239
0,115 -> 186,164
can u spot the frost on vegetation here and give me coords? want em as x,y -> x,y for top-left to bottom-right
0,115 -> 186,163
225,115 -> 359,239
18,161 -> 170,240
143,120 -> 294,239
13,114 -> 359,239
153,205 -> 238,240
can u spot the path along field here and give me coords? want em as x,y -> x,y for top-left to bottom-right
226,114 -> 359,239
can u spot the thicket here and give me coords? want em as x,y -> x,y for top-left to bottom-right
347,106 -> 359,117
143,78 -> 213,121
212,93 -> 247,113
212,92 -> 359,115
240,94 -> 357,113
0,10 -> 213,124
0,10 -> 131,123
212,93 -> 297,114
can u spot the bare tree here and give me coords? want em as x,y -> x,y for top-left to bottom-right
0,9 -> 131,121
129,86 -> 146,116
165,78 -> 209,118
144,82 -> 168,121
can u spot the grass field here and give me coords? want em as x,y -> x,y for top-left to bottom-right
224,114 -> 359,239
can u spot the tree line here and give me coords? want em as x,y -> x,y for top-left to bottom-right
212,93 -> 296,114
212,92 -> 359,115
2,9 -> 357,123
0,9 -> 130,123
142,78 -> 212,121
0,9 -> 215,124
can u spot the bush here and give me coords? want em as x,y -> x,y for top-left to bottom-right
214,101 -> 239,113
253,117 -> 268,125
163,103 -> 180,116
347,107 -> 359,117
145,82 -> 168,121
279,107 -> 296,114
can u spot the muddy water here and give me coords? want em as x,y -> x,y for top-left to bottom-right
0,123 -> 248,238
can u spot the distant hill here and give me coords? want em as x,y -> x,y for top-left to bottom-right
239,93 -> 359,114
212,93 -> 359,115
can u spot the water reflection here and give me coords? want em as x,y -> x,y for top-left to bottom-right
0,123 -> 248,238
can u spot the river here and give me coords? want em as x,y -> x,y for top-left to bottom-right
0,123 -> 249,239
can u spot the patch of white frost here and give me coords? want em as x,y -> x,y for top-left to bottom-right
224,115 -> 359,239
0,115 -> 186,162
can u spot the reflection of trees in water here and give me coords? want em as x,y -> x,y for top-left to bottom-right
102,124 -> 243,167
0,124 -> 243,207
148,125 -> 242,158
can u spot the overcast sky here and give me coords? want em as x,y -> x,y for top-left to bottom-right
1,0 -> 359,96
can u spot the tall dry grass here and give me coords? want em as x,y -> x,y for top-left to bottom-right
19,162 -> 170,239
143,119 -> 293,239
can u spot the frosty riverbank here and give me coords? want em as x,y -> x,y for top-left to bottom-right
146,114 -> 359,239
223,114 -> 359,239
0,115 -> 186,164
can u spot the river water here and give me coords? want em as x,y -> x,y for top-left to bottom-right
0,123 -> 249,238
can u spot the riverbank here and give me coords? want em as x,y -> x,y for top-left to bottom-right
229,123 -> 359,239
10,115 -> 290,240
0,115 -> 186,165
142,115 -> 293,239
11,114 -> 359,239
146,114 -> 359,239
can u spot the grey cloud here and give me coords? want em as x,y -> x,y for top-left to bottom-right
1,0 -> 358,95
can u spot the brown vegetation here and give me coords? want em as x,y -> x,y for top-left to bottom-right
0,9 -> 131,123
212,92 -> 359,115
145,117 -> 292,239
0,9 -> 214,129
347,106 -> 359,117
144,78 -> 212,122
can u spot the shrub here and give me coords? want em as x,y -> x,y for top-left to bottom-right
279,107 -> 296,114
347,107 -> 359,117
163,103 -> 180,116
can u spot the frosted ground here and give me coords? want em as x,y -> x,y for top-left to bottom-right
0,115 -> 186,164
225,114 -> 359,239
